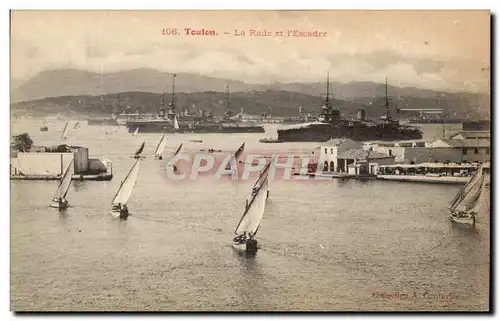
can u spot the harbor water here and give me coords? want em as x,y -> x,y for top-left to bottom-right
10,120 -> 489,311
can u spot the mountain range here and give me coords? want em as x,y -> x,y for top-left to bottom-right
10,68 -> 490,119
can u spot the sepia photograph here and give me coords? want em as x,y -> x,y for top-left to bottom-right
9,9 -> 491,312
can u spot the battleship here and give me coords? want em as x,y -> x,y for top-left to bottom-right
277,75 -> 423,142
86,95 -> 122,126
125,75 -> 265,134
87,117 -> 120,126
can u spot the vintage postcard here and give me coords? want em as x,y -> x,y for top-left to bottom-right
9,10 -> 491,312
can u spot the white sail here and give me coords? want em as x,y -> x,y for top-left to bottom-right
112,159 -> 141,206
450,165 -> 485,210
252,161 -> 271,191
133,127 -> 139,136
53,160 -> 73,199
459,175 -> 485,212
236,178 -> 268,236
154,133 -> 167,157
61,121 -> 69,139
174,115 -> 180,130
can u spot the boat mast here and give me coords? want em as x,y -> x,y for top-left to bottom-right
167,73 -> 176,119
326,71 -> 330,105
112,158 -> 139,204
384,77 -> 390,120
235,177 -> 267,235
171,73 -> 176,107
224,85 -> 232,120
160,92 -> 165,116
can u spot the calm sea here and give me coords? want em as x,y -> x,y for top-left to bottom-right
10,119 -> 489,311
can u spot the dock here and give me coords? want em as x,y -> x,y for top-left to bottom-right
376,175 -> 468,185
293,172 -> 377,180
293,171 -> 468,184
11,173 -> 113,181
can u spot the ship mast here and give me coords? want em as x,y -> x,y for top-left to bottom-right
224,85 -> 232,119
323,71 -> 332,112
384,77 -> 390,120
116,93 -> 121,114
166,73 -> 176,119
318,71 -> 340,122
326,71 -> 330,105
170,73 -> 176,110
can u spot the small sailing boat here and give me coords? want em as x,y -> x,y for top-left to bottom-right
174,115 -> 180,130
111,158 -> 141,219
168,143 -> 183,171
225,142 -> 245,170
50,160 -> 74,210
61,121 -> 69,140
246,161 -> 271,208
233,178 -> 268,254
73,122 -> 80,129
40,121 -> 48,131
133,141 -> 146,159
173,143 -> 183,156
448,163 -> 489,227
154,132 -> 167,160
133,127 -> 139,136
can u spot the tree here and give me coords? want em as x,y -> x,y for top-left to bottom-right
11,133 -> 33,152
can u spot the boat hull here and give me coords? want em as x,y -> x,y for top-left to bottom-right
449,212 -> 476,226
111,208 -> 129,220
277,121 -> 423,142
50,200 -> 68,210
87,119 -> 120,126
231,239 -> 259,254
126,121 -> 265,133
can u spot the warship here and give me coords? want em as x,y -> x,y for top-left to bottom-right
125,74 -> 184,133
126,76 -> 265,134
87,94 -> 121,126
277,75 -> 423,142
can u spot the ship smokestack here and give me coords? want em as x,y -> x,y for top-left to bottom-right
357,109 -> 366,121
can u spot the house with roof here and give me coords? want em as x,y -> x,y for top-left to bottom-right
429,138 -> 490,163
317,139 -> 363,172
316,138 -> 395,174
449,131 -> 490,140
337,148 -> 395,175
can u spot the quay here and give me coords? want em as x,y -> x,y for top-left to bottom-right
10,141 -> 113,181
376,175 -> 468,185
293,172 -> 377,180
10,173 -> 113,181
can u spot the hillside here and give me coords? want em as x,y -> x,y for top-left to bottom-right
10,90 -> 490,120
11,68 -> 490,105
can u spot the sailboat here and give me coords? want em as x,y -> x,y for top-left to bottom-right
168,143 -> 183,171
50,160 -> 74,210
133,141 -> 146,159
246,161 -> 271,208
40,121 -> 48,132
154,132 -> 167,160
225,142 -> 245,170
174,115 -> 180,130
448,162 -> 489,227
233,178 -> 268,254
133,127 -> 139,136
61,121 -> 69,140
111,158 -> 141,219
173,143 -> 183,156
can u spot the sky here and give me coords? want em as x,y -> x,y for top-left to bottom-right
10,10 -> 491,92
